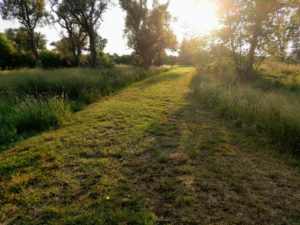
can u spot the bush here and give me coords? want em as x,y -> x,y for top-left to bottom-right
12,52 -> 36,68
40,51 -> 65,68
0,33 -> 16,70
196,57 -> 235,74
99,51 -> 114,68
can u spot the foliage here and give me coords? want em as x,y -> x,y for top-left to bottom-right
40,50 -> 65,68
216,0 -> 283,79
120,0 -> 177,69
112,54 -> 135,65
0,33 -> 15,70
12,52 -> 36,68
0,0 -> 47,60
60,0 -> 111,68
99,51 -> 113,68
266,2 -> 300,61
178,37 -> 207,65
5,27 -> 46,53
50,0 -> 88,66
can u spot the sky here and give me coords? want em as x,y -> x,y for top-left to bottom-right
0,0 -> 219,55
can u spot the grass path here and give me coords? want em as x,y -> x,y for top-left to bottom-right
0,67 -> 300,224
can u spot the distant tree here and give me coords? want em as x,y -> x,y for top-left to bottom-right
217,0 -> 283,79
60,0 -> 111,68
120,0 -> 177,70
0,33 -> 16,70
0,0 -> 47,62
5,28 -> 46,53
112,54 -> 135,65
51,36 -> 76,66
178,38 -> 207,65
50,0 -> 88,66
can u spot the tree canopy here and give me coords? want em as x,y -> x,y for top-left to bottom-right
120,0 -> 177,69
0,0 -> 47,61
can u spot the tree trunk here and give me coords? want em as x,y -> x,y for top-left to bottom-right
142,54 -> 151,70
245,22 -> 261,80
28,30 -> 39,66
89,31 -> 97,68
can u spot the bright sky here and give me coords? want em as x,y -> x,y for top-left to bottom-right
0,0 -> 219,55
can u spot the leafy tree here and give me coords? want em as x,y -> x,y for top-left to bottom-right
50,0 -> 88,66
61,0 -> 111,68
266,0 -> 300,61
0,33 -> 16,69
51,36 -> 77,66
178,37 -> 207,65
120,0 -> 177,69
217,0 -> 283,79
0,0 -> 47,61
5,28 -> 46,53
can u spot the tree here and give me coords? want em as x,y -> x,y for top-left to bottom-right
0,0 -> 47,62
266,0 -> 300,61
5,27 -> 46,53
50,0 -> 88,66
0,33 -> 16,70
217,0 -> 283,79
178,37 -> 207,65
120,0 -> 177,70
61,0 -> 111,68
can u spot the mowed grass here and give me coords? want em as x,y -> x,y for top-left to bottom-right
192,62 -> 300,155
0,67 -> 300,224
0,66 -> 160,148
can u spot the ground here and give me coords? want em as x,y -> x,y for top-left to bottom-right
0,67 -> 300,224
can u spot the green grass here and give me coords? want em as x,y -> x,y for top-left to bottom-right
258,60 -> 300,93
0,67 -> 299,224
0,66 -> 161,148
191,66 -> 300,155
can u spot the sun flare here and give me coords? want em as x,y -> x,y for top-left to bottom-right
170,0 -> 219,36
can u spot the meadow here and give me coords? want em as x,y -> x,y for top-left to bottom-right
0,66 -> 159,149
0,67 -> 299,224
192,61 -> 300,155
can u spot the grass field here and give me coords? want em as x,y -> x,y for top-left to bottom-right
0,66 -> 160,149
0,67 -> 299,224
192,62 -> 300,155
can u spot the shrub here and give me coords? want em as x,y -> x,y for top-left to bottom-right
12,52 -> 36,68
0,33 -> 16,70
40,51 -> 64,68
99,51 -> 114,68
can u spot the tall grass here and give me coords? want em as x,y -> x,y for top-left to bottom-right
0,66 -> 158,148
191,71 -> 300,155
258,60 -> 300,94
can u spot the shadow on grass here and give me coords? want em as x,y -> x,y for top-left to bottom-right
121,91 -> 300,224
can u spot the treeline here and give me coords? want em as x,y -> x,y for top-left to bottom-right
178,0 -> 300,80
0,0 -> 178,70
1,0 -> 299,74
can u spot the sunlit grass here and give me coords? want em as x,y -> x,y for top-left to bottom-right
0,66 -> 159,148
192,67 -> 300,154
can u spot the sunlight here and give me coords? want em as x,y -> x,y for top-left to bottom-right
170,0 -> 219,36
